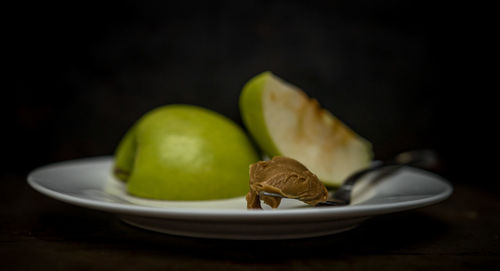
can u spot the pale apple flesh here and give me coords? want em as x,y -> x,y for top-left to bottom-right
240,72 -> 373,187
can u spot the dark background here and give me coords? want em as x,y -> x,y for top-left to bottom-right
3,0 -> 492,188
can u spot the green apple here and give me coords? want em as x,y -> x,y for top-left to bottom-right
113,104 -> 259,200
239,72 -> 373,187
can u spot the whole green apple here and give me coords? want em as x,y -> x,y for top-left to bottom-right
113,104 -> 259,200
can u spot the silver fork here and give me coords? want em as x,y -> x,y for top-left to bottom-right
260,149 -> 439,207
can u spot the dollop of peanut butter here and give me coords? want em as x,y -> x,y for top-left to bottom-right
246,156 -> 328,209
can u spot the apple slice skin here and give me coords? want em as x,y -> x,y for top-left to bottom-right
239,71 -> 281,157
240,72 -> 373,187
113,104 -> 259,201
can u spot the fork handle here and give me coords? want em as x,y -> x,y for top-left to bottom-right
328,149 -> 439,205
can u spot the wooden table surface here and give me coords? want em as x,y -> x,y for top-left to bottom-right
2,174 -> 499,270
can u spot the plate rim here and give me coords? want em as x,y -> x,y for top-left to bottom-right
27,156 -> 453,222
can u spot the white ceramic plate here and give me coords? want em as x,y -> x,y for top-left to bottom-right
27,157 -> 452,240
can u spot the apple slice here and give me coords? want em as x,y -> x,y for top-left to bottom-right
239,72 -> 373,187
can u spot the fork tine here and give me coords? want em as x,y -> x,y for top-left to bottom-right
315,199 -> 348,207
259,191 -> 285,198
260,191 -> 348,207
